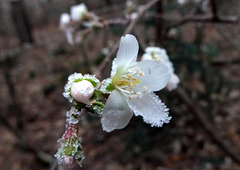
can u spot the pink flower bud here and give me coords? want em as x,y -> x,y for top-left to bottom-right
70,80 -> 94,104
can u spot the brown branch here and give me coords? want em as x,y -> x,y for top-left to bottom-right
166,14 -> 238,29
94,4 -> 125,15
211,59 -> 240,67
155,0 -> 164,45
133,29 -> 147,51
174,87 -> 240,164
210,0 -> 218,20
96,0 -> 161,78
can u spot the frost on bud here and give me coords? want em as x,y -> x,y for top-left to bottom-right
55,136 -> 85,167
66,107 -> 81,124
71,3 -> 88,22
85,101 -> 104,116
71,80 -> 94,105
63,73 -> 100,104
55,123 -> 85,167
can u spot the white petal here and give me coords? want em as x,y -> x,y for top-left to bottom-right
71,3 -> 88,22
127,93 -> 171,127
115,34 -> 139,68
166,74 -> 180,91
101,90 -> 133,132
60,13 -> 70,28
142,53 -> 153,61
135,60 -> 170,92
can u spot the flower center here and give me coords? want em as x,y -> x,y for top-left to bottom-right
112,66 -> 144,99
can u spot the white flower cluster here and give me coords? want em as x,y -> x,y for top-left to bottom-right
59,3 -> 88,29
59,3 -> 103,45
62,35 -> 173,133
58,34 -> 176,168
142,47 -> 180,91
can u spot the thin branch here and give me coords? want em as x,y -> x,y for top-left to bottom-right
148,13 -> 239,23
211,59 -> 240,67
94,4 -> 125,15
133,29 -> 147,51
0,114 -> 21,138
50,160 -> 58,170
97,0 -> 160,78
174,87 -> 240,164
155,0 -> 164,45
167,14 -> 238,29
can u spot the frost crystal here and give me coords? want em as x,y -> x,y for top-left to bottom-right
54,136 -> 84,167
66,107 -> 81,124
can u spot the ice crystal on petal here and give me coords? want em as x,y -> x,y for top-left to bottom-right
101,34 -> 171,132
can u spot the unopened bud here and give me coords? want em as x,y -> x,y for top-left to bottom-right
60,13 -> 71,29
71,80 -> 94,104
71,3 -> 88,22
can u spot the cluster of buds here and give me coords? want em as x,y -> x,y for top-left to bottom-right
59,3 -> 104,45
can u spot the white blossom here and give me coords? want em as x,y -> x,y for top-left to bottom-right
100,34 -> 171,132
60,13 -> 71,29
59,13 -> 74,45
142,47 -> 180,91
71,3 -> 88,22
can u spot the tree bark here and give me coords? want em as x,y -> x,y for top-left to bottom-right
11,0 -> 34,45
